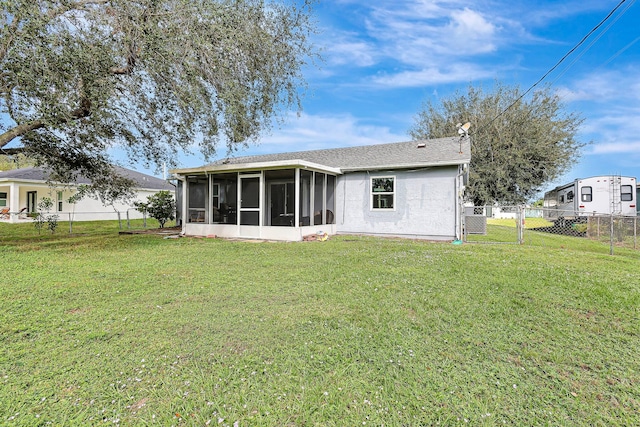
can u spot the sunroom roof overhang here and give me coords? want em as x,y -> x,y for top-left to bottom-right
171,159 -> 342,176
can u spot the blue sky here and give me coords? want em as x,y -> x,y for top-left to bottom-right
170,0 -> 637,195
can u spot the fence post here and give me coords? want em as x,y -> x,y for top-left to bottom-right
609,214 -> 614,256
517,205 -> 524,244
117,211 -> 122,230
127,210 -> 131,229
68,213 -> 72,234
634,216 -> 637,250
143,212 -> 147,229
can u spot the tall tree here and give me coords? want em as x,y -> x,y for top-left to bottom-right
409,82 -> 586,206
0,0 -> 316,189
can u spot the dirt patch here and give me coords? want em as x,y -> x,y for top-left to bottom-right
119,226 -> 181,236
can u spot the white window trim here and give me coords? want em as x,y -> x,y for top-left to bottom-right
370,175 -> 396,211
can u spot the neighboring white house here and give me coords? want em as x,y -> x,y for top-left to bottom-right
170,136 -> 471,241
0,166 -> 174,223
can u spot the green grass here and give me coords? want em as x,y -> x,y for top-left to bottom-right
1,222 -> 640,425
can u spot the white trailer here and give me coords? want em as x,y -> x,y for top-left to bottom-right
543,176 -> 637,221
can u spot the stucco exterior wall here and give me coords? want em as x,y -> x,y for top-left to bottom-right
0,182 -> 171,222
335,167 -> 460,240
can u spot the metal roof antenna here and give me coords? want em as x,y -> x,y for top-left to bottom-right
456,122 -> 471,153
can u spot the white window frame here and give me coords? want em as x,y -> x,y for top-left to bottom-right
0,191 -> 7,207
370,176 -> 396,211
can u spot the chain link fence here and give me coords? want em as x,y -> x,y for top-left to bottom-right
1,208 -> 176,233
463,205 -> 639,254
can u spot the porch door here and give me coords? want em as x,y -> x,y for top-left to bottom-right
269,182 -> 295,226
27,191 -> 37,213
239,175 -> 261,233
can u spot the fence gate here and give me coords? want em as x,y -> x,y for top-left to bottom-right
463,205 -> 638,253
463,206 -> 523,244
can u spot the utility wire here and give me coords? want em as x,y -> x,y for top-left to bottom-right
472,0 -> 633,136
550,0 -> 635,85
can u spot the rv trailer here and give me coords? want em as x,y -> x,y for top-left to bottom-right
543,176 -> 637,221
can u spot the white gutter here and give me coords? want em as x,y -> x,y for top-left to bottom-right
170,159 -> 342,176
340,159 -> 470,173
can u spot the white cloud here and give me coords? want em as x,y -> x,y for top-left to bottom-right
371,63 -> 495,87
556,66 -> 640,158
557,70 -> 640,103
324,39 -> 378,67
366,4 -> 500,62
246,112 -> 408,154
445,8 -> 498,54
590,141 -> 640,155
317,1 -> 523,87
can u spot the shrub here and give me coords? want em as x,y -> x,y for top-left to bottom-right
134,191 -> 176,228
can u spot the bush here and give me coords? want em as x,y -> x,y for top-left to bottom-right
134,191 -> 176,228
33,197 -> 59,234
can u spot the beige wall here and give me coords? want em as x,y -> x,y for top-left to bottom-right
0,181 -> 173,222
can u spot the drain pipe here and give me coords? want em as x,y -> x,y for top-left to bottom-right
454,164 -> 468,241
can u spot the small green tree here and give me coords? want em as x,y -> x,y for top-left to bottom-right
33,197 -> 58,234
135,191 -> 176,229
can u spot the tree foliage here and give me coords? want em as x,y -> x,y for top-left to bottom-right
134,190 -> 175,228
409,82 -> 586,205
1,0 -> 316,190
0,152 -> 36,170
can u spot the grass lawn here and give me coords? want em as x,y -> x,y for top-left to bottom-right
1,222 -> 639,425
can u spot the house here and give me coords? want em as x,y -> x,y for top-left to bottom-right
0,166 -> 174,223
171,136 -> 471,241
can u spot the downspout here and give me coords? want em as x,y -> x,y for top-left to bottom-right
455,164 -> 468,240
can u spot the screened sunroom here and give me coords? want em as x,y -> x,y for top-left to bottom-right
176,162 -> 338,241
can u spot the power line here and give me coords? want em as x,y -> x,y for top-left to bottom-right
472,0 -> 633,136
550,0 -> 635,85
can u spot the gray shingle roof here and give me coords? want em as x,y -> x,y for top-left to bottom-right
0,166 -> 173,191
192,136 -> 470,173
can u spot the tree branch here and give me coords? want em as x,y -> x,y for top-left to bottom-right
110,44 -> 138,75
0,94 -> 92,149
0,121 -> 46,148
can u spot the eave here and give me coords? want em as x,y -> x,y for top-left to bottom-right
171,159 -> 343,176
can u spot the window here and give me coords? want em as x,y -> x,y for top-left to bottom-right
0,192 -> 6,207
621,185 -> 633,202
27,191 -> 37,213
371,176 -> 395,210
581,186 -> 592,202
566,190 -> 574,202
57,191 -> 63,212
